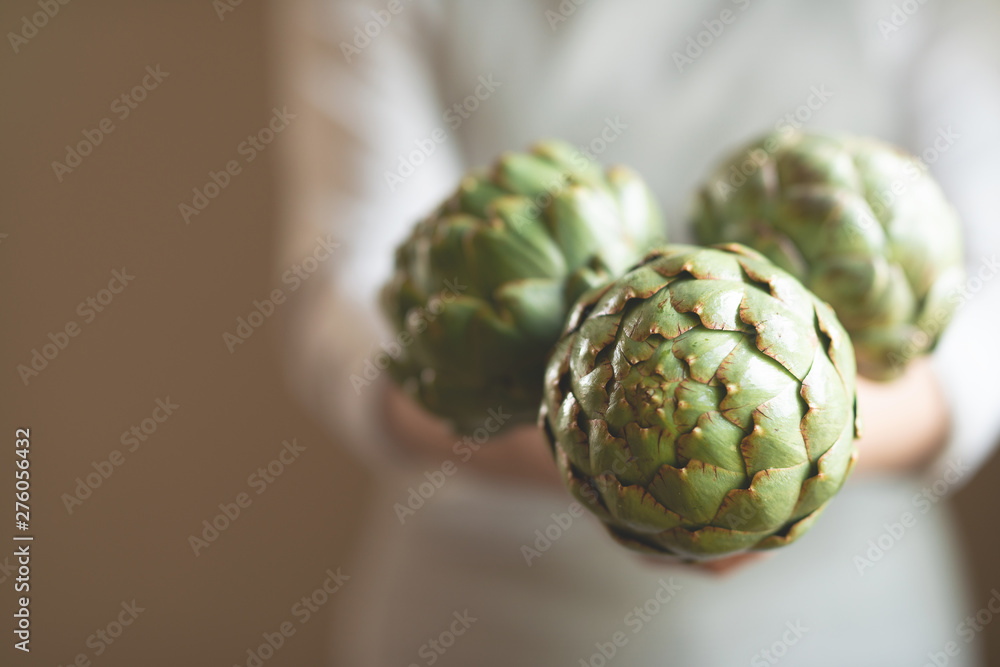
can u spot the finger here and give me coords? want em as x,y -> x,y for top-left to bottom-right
698,552 -> 769,575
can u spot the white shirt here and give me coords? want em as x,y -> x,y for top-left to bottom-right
275,1 -> 1000,664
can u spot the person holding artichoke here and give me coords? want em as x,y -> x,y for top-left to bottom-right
278,1 -> 1000,665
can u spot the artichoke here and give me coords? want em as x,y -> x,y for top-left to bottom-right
539,244 -> 860,559
382,140 -> 665,432
693,130 -> 964,379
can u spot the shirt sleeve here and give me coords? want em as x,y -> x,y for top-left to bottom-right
904,2 -> 1000,486
273,0 -> 464,466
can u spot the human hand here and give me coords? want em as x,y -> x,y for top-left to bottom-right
385,382 -> 784,574
852,357 -> 950,473
380,381 -> 563,489
639,551 -> 770,576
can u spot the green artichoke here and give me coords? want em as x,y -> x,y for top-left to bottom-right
382,140 -> 665,432
540,243 -> 860,559
693,130 -> 964,379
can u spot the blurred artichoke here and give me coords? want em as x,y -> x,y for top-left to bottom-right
540,244 -> 860,559
382,140 -> 665,432
693,130 -> 964,379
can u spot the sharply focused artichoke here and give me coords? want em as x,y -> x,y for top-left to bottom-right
693,130 -> 964,379
383,140 -> 665,431
540,244 -> 860,559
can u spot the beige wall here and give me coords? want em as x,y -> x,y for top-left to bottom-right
2,2 -> 370,665
2,1 -> 997,665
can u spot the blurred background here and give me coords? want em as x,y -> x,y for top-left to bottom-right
2,1 -> 999,665
1,2 -> 373,665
